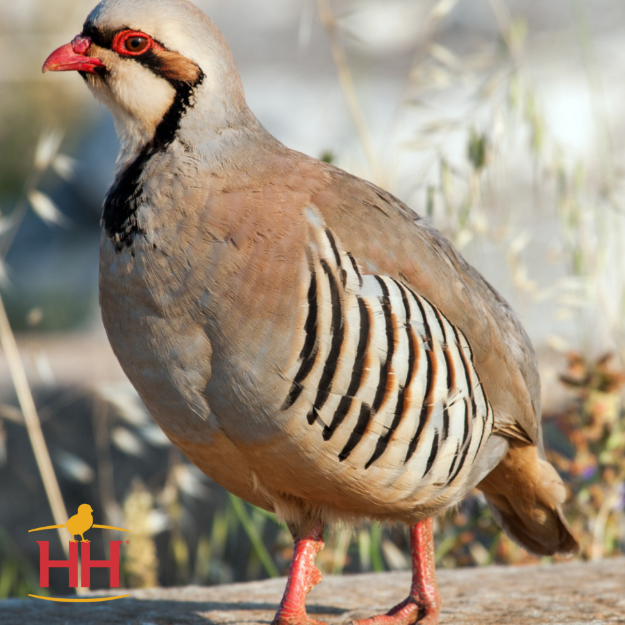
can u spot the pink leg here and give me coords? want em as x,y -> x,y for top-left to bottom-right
272,521 -> 326,625
353,519 -> 441,625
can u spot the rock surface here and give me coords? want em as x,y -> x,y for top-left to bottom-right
2,558 -> 624,625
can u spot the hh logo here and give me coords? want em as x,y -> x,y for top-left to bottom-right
28,504 -> 130,603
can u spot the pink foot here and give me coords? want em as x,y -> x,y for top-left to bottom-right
274,616 -> 326,625
352,519 -> 441,625
352,596 -> 439,625
272,522 -> 327,625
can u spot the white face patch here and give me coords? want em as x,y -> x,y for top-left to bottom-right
85,50 -> 176,160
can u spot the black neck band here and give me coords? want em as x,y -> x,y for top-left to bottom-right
101,71 -> 205,251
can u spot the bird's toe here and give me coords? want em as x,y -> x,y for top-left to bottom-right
352,597 -> 438,625
272,616 -> 327,625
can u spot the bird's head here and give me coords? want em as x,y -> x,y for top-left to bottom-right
43,0 -> 251,161
78,504 -> 93,515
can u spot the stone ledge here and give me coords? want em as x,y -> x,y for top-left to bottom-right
1,558 -> 623,625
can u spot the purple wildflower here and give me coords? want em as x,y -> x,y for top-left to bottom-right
580,465 -> 597,481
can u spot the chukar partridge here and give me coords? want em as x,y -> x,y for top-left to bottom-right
44,1 -> 579,623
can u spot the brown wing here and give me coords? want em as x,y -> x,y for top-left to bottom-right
295,156 -> 541,445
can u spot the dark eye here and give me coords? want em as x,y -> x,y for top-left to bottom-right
125,37 -> 148,53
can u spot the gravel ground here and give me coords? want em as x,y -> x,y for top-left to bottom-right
2,557 -> 624,625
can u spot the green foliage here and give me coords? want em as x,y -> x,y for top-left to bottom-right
320,150 -> 335,164
0,525 -> 44,599
467,129 -> 489,173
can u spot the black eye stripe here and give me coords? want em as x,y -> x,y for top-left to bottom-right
133,50 -> 167,76
82,22 -> 119,48
82,22 -> 163,54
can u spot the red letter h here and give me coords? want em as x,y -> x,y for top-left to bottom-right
37,541 -> 78,587
80,541 -> 122,588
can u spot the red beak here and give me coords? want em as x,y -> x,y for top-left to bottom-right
42,36 -> 105,74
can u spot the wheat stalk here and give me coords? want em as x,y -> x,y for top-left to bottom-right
315,0 -> 385,186
0,293 -> 69,557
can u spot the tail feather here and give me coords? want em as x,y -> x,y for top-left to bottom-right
477,441 -> 579,556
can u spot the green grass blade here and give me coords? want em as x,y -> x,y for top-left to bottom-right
228,494 -> 279,578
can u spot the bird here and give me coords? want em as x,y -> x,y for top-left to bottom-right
65,504 -> 94,543
43,1 -> 578,623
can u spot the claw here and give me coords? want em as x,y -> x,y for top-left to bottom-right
273,618 -> 327,625
352,597 -> 438,625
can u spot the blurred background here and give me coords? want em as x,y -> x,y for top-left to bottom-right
0,0 -> 624,598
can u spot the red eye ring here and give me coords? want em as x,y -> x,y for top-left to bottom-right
112,30 -> 161,56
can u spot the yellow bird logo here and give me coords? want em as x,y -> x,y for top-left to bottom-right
28,503 -> 130,603
28,504 -> 128,542
65,503 -> 94,543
